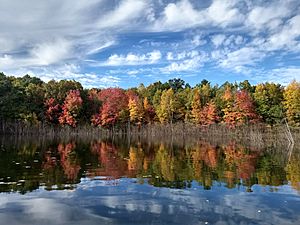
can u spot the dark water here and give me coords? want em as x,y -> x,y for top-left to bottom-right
0,137 -> 300,225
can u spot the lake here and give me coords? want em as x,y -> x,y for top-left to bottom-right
0,136 -> 299,225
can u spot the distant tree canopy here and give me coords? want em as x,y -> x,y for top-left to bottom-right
1,73 -> 300,127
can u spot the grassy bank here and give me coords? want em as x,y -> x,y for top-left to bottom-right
0,120 -> 299,148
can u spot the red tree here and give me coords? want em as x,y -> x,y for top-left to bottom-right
91,88 -> 128,127
45,98 -> 61,124
223,90 -> 259,127
199,101 -> 219,126
59,90 -> 83,127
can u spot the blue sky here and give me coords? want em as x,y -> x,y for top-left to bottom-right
1,0 -> 300,88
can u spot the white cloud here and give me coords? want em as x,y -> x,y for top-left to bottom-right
30,39 -> 72,65
247,1 -> 292,31
234,35 -> 244,45
177,51 -> 187,60
162,51 -> 207,72
96,0 -> 150,29
152,0 -> 244,31
103,50 -> 162,66
0,54 -> 13,67
166,52 -> 174,60
1,0 -> 300,86
211,34 -> 226,47
166,51 -> 199,61
206,0 -> 244,27
257,66 -> 300,85
265,15 -> 300,51
0,39 -> 74,71
0,1 -> 107,76
211,34 -> 245,50
0,0 -> 150,80
0,55 -> 38,70
211,49 -> 225,60
0,0 -> 103,52
218,47 -> 266,69
4,64 -> 120,88
153,0 -> 206,31
86,40 -> 117,55
98,76 -> 121,87
148,50 -> 162,62
191,34 -> 207,46
127,70 -> 139,76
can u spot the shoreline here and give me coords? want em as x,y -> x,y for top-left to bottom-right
1,122 -> 299,148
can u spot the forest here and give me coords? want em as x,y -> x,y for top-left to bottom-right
1,72 -> 300,129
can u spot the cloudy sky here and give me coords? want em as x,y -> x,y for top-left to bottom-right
0,0 -> 300,88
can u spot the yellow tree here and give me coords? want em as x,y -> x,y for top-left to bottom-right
191,89 -> 202,124
284,80 -> 300,126
128,96 -> 144,125
157,88 -> 176,123
222,86 -> 235,125
200,83 -> 212,106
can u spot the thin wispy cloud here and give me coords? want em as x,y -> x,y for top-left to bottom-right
0,0 -> 300,87
100,50 -> 162,66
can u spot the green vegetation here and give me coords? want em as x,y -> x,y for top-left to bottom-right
1,72 -> 300,130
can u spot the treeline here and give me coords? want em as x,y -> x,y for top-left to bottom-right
1,72 -> 300,128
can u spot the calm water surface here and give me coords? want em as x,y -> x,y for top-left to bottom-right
0,137 -> 300,225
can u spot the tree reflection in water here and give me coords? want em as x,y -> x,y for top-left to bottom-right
0,138 -> 298,193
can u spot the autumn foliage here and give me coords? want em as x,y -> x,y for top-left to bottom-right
223,90 -> 259,127
45,98 -> 61,124
128,93 -> 144,125
91,88 -> 128,128
284,80 -> 300,126
59,90 -> 83,127
1,73 -> 300,128
199,101 -> 220,126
